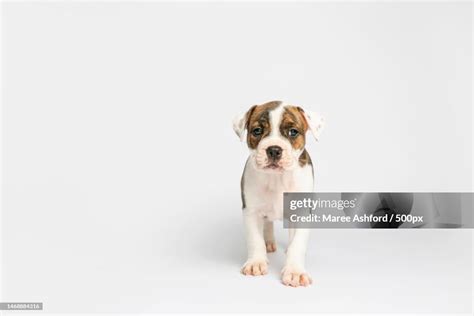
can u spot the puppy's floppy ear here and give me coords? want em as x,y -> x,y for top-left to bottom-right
233,105 -> 256,141
297,107 -> 325,141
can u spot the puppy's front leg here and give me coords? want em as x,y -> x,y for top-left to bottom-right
241,211 -> 268,276
264,220 -> 276,253
282,228 -> 312,287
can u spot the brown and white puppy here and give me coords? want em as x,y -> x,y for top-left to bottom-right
233,100 -> 324,287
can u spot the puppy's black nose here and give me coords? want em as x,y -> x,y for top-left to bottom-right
266,146 -> 282,160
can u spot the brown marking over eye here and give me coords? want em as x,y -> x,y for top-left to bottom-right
280,106 -> 308,150
246,101 -> 282,149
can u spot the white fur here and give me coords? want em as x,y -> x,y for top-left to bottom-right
237,102 -> 323,287
232,109 -> 249,141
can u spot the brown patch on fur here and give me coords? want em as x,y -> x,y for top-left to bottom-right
246,101 -> 282,149
242,105 -> 257,131
280,106 -> 308,150
240,159 -> 248,209
298,149 -> 312,167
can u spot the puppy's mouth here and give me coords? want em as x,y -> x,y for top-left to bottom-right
264,162 -> 283,171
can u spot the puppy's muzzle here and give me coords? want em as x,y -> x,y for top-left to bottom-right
266,146 -> 282,162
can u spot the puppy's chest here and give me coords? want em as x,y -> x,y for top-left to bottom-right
254,176 -> 296,220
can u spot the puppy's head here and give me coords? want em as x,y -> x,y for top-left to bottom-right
233,101 -> 324,173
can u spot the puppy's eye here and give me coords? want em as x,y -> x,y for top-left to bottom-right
288,128 -> 299,137
252,127 -> 263,136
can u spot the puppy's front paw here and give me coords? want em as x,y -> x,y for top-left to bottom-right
281,266 -> 312,287
265,240 -> 277,253
241,259 -> 268,276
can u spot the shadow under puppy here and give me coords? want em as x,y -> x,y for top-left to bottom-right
233,100 -> 324,287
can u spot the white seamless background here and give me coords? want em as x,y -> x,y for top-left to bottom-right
1,1 -> 473,314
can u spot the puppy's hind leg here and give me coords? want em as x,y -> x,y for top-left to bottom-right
264,220 -> 276,253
